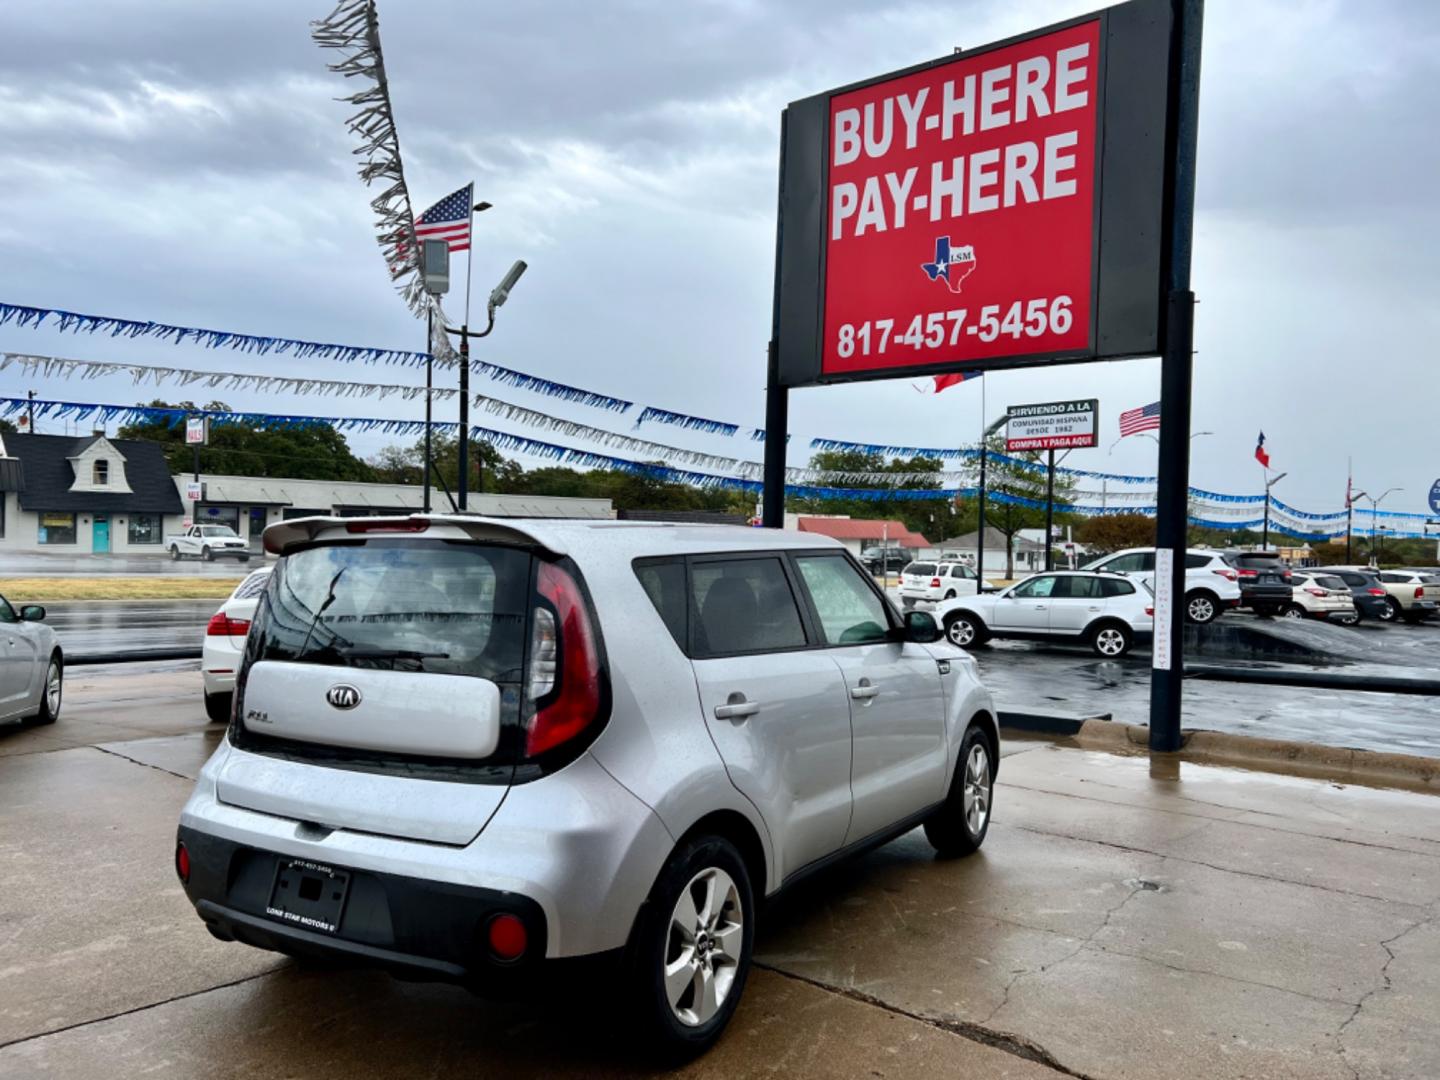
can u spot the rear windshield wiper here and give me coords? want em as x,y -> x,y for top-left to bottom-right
337,647 -> 452,662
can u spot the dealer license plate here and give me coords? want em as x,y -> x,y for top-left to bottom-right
266,858 -> 351,935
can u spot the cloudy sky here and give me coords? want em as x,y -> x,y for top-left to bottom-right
1,0 -> 1436,517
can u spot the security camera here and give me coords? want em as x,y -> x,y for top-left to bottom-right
488,260 -> 527,310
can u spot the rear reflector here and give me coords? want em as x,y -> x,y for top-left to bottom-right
175,842 -> 190,883
206,613 -> 251,637
486,914 -> 528,962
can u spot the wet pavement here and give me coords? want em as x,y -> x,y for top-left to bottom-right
0,552 -> 267,577
42,600 -> 215,656
1,669 -> 1438,1079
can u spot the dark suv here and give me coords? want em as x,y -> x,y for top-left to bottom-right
1312,567 -> 1391,624
1222,551 -> 1293,616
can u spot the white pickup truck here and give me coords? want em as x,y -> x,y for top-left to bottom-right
166,524 -> 251,562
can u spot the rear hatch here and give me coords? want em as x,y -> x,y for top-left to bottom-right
1227,554 -> 1291,596
218,526 -> 605,845
901,563 -> 937,593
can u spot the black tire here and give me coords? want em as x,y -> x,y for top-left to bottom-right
1335,611 -> 1360,627
36,653 -> 62,725
943,611 -> 988,648
202,546 -> 214,562
1281,603 -> 1306,620
169,545 -> 181,561
1379,597 -> 1400,622
1184,590 -> 1219,625
204,691 -> 232,724
924,723 -> 994,856
240,554 -> 251,563
625,835 -> 754,1060
1089,621 -> 1132,658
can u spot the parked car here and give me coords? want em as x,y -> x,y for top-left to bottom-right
1372,570 -> 1440,623
1284,571 -> 1358,622
175,517 -> 999,1054
898,561 -> 996,607
201,566 -> 273,723
0,593 -> 61,726
1308,567 -> 1390,625
167,523 -> 251,562
860,547 -> 911,575
1080,547 -> 1240,624
1220,551 -> 1293,616
935,570 -> 1153,657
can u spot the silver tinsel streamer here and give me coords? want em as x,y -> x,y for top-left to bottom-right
310,0 -> 462,368
0,352 -> 456,401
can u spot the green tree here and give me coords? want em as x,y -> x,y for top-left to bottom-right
118,400 -> 376,481
370,432 -> 521,499
1075,512 -> 1156,554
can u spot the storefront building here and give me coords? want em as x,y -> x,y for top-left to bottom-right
0,432 -> 186,554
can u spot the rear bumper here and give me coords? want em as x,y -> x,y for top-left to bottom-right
179,824 -> 550,988
1355,597 -> 1390,618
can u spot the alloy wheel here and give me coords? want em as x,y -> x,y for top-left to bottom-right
45,661 -> 62,718
664,867 -> 743,1027
1187,596 -> 1215,622
947,617 -> 975,647
1282,606 -> 1304,619
1095,627 -> 1127,656
963,743 -> 991,835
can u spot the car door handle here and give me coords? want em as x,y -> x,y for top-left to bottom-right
714,694 -> 759,721
1088,606 -> 1101,612
850,682 -> 880,700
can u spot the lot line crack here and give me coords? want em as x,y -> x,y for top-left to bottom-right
1336,909 -> 1438,1075
757,963 -> 1101,1080
0,968 -> 282,1051
91,744 -> 191,782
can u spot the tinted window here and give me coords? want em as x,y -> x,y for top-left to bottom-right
1012,575 -> 1058,598
1227,553 -> 1283,569
1054,576 -> 1102,598
1184,553 -> 1212,569
904,563 -> 936,577
690,558 -> 806,657
202,526 -> 238,538
1098,577 -> 1137,597
1315,576 -> 1347,590
952,565 -> 976,580
1378,573 -> 1406,583
232,570 -> 271,601
254,540 -> 528,679
1102,553 -> 1150,573
795,555 -> 891,646
634,558 -> 687,651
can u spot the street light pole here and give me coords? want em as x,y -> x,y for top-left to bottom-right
1352,487 -> 1403,566
1261,471 -> 1287,551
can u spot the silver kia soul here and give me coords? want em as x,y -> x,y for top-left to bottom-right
176,516 -> 999,1054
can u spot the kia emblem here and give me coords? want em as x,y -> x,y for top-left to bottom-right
326,684 -> 362,710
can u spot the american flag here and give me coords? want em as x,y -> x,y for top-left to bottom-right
1118,400 -> 1161,437
414,183 -> 474,253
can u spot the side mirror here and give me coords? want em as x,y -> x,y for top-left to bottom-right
903,610 -> 941,644
19,604 -> 46,622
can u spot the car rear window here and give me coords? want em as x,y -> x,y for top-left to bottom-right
253,539 -> 529,681
634,558 -> 687,650
1314,575 -> 1347,590
1098,577 -> 1137,597
1184,553 -> 1213,569
1226,553 -> 1283,568
904,563 -> 936,577
231,569 -> 271,601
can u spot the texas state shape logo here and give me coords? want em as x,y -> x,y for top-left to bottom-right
921,236 -> 977,294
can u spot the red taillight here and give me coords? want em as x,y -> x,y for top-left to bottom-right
206,612 -> 251,637
175,842 -> 190,883
1236,568 -> 1257,578
1282,571 -> 1293,582
1416,587 -> 1426,599
1304,587 -> 1325,597
525,562 -> 602,758
486,914 -> 528,962
1145,605 -> 1154,616
1367,587 -> 1386,596
345,518 -> 429,534
1214,568 -> 1238,581
930,578 -> 942,588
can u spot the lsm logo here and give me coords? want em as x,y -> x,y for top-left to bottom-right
921,236 -> 977,294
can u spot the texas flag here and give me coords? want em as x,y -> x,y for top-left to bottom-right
1254,431 -> 1271,469
933,369 -> 983,394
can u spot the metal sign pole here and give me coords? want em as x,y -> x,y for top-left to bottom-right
1148,0 -> 1204,753
762,111 -> 789,529
1044,449 -> 1056,571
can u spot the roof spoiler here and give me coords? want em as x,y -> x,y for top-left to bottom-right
261,514 -> 560,556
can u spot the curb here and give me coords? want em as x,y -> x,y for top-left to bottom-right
1068,717 -> 1438,789
1184,663 -> 1440,697
69,648 -> 203,666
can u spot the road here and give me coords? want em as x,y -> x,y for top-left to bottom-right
0,552 -> 267,577
43,600 -> 218,655
1,665 -> 1438,1078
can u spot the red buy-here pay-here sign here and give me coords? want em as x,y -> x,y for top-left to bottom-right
822,19 -> 1100,376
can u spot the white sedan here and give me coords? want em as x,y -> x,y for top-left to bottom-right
934,570 -> 1154,658
0,594 -> 62,725
202,566 -> 271,722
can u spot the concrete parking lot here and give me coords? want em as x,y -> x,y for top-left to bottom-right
2,666 -> 1438,1078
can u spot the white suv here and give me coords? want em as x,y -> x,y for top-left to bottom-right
935,570 -> 1154,657
1082,547 -> 1240,624
899,560 -> 994,607
175,517 -> 999,1055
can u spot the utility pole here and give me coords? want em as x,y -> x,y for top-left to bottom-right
26,390 -> 36,433
423,308 -> 433,513
1261,471 -> 1287,551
